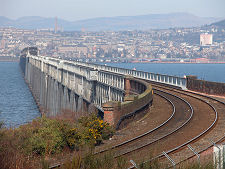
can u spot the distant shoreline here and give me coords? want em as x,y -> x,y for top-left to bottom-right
0,56 -> 19,62
129,61 -> 225,64
0,60 -> 19,62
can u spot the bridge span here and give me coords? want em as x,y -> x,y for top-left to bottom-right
19,47 -> 190,127
19,47 -> 196,128
19,47 -> 225,168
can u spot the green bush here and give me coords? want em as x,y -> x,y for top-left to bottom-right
77,114 -> 114,145
66,127 -> 85,150
0,114 -> 115,168
63,150 -> 126,169
16,117 -> 66,156
14,115 -> 114,155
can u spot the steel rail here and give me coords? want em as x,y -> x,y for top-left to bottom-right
129,85 -> 220,168
94,92 -> 176,154
114,89 -> 194,158
166,134 -> 225,169
161,87 -> 225,169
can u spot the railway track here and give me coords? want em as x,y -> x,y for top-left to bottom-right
141,84 -> 225,168
49,83 -> 224,168
94,85 -> 219,168
95,91 -> 193,156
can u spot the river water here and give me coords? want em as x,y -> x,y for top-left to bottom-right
0,62 -> 224,127
103,63 -> 225,83
0,62 -> 39,128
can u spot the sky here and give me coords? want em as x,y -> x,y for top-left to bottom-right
1,0 -> 225,21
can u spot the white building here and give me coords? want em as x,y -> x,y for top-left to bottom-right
200,33 -> 213,46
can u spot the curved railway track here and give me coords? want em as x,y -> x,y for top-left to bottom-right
114,89 -> 217,161
94,85 -> 219,167
93,89 -> 197,161
111,90 -> 193,158
95,91 -> 176,154
95,91 -> 193,156
140,84 -> 225,168
49,83 -> 224,169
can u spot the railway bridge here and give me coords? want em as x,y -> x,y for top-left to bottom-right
20,47 -> 225,168
20,47 -> 186,127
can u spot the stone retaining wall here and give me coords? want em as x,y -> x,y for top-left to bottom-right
103,77 -> 153,129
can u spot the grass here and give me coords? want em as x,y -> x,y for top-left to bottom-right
61,149 -> 127,169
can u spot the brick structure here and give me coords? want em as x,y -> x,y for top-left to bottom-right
125,77 -> 131,96
186,76 -> 225,96
102,101 -> 119,126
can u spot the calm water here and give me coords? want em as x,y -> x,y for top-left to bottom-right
0,62 -> 39,128
0,62 -> 224,127
104,63 -> 225,83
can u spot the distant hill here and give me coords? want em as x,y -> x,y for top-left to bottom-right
210,19 -> 225,28
0,13 -> 223,31
0,16 -> 11,24
0,16 -> 73,30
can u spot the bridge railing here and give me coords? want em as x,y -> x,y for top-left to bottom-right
31,55 -> 187,90
68,61 -> 187,89
41,56 -> 126,92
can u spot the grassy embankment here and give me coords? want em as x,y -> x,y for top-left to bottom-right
0,115 -> 216,169
0,114 -> 117,168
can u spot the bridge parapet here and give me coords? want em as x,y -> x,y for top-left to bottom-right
103,77 -> 153,129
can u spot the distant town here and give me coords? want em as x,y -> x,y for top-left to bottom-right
0,20 -> 225,63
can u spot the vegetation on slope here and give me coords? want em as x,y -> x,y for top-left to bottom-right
0,114 -> 217,169
0,114 -> 114,168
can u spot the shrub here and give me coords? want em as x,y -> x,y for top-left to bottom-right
0,114 -> 115,168
16,117 -> 66,156
77,114 -> 114,145
66,127 -> 84,150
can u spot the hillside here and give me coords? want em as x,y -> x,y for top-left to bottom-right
0,13 -> 223,31
210,19 -> 225,28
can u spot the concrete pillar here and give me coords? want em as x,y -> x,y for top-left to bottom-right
165,76 -> 168,83
90,80 -> 97,103
122,78 -> 125,90
77,95 -> 83,112
41,59 -> 44,72
54,80 -> 59,115
118,77 -> 121,88
108,86 -> 111,101
81,77 -> 84,96
58,84 -> 63,114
